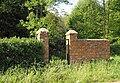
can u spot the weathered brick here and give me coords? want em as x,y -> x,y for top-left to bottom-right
36,28 -> 49,62
66,30 -> 110,63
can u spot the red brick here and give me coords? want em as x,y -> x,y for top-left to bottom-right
66,30 -> 110,63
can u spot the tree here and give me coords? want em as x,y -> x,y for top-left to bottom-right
0,0 -> 29,38
20,0 -> 69,36
66,0 -> 105,39
0,0 -> 69,37
106,0 -> 120,37
103,0 -> 107,37
41,13 -> 67,56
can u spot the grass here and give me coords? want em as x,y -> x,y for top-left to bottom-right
0,55 -> 120,83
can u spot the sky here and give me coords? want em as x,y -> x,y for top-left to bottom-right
57,0 -> 79,15
56,0 -> 102,16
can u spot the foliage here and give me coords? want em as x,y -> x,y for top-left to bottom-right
0,37 -> 44,71
0,56 -> 120,83
42,13 -> 66,57
20,0 -> 69,36
0,0 -> 69,38
0,0 -> 29,38
21,12 -> 67,56
110,37 -> 120,55
106,0 -> 120,37
66,0 -> 120,39
66,0 -> 105,39
0,0 -> 69,58
109,0 -> 120,11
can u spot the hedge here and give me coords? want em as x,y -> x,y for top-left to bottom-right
110,38 -> 120,55
0,37 -> 44,70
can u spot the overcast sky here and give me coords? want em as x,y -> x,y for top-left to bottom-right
56,0 -> 78,15
59,0 -> 78,14
56,0 -> 102,16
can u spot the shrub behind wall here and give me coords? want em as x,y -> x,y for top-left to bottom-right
110,38 -> 120,55
0,37 -> 44,70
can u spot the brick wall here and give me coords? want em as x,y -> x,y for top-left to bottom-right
36,28 -> 49,62
66,30 -> 110,63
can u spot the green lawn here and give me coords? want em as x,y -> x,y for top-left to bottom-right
0,55 -> 120,83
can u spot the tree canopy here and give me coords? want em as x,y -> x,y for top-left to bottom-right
66,0 -> 120,39
0,0 -> 69,37
66,0 -> 104,38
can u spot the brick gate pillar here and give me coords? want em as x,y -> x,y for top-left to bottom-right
36,28 -> 49,62
66,30 -> 78,63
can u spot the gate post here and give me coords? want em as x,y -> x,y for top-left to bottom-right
36,28 -> 49,62
66,30 -> 78,64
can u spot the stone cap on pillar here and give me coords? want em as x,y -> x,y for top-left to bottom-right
65,30 -> 78,35
36,28 -> 49,41
36,28 -> 49,35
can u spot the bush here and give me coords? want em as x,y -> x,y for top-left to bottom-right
0,37 -> 44,71
110,38 -> 120,55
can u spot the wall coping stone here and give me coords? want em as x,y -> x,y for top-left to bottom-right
36,28 -> 49,34
65,30 -> 78,35
78,39 -> 109,41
